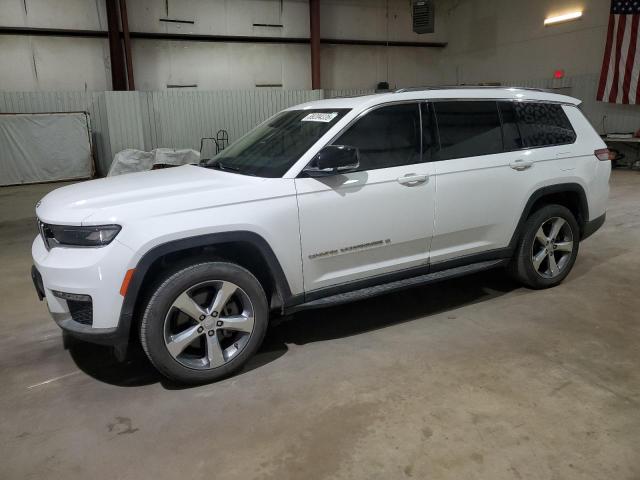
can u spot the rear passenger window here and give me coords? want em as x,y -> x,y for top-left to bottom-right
510,102 -> 576,148
434,101 -> 502,160
336,103 -> 421,171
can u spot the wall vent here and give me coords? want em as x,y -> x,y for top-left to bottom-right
412,0 -> 434,34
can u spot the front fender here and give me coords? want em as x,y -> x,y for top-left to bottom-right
118,231 -> 294,339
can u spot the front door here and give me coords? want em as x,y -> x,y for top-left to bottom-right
294,102 -> 436,293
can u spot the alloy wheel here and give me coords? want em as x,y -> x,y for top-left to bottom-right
531,216 -> 574,279
163,280 -> 255,370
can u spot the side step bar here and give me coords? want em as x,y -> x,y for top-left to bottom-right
286,259 -> 508,314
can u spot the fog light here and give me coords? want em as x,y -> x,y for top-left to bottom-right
51,290 -> 92,302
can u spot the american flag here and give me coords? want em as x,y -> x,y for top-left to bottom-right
597,0 -> 640,104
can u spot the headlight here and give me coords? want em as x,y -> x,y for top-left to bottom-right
38,222 -> 121,249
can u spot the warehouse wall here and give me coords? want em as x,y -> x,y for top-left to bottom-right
0,0 -> 636,174
438,0 -> 610,84
0,0 -> 447,91
0,0 -> 630,91
0,0 -> 110,91
436,0 -> 638,134
1,0 -> 622,91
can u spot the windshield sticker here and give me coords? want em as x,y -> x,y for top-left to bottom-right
301,112 -> 339,123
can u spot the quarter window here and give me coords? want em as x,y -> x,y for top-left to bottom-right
335,103 -> 421,171
434,101 -> 502,161
506,102 -> 576,148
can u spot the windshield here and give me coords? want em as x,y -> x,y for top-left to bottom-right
202,108 -> 350,177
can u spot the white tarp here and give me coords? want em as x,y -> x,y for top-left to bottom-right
0,113 -> 93,186
108,148 -> 200,176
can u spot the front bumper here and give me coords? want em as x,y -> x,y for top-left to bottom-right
31,235 -> 135,347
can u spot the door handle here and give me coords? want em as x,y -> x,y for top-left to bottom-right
397,173 -> 429,186
510,159 -> 533,171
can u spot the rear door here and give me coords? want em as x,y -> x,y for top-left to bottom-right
429,100 -> 580,265
428,100 -> 534,264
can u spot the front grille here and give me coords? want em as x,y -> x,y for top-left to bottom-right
68,299 -> 93,326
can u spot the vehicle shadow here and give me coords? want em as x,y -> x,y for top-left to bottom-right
268,269 -> 519,347
67,268 -> 520,389
68,342 -> 161,387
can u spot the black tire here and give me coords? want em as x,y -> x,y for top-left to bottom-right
510,204 -> 580,289
140,261 -> 268,384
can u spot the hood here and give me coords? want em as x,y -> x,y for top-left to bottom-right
36,165 -> 271,225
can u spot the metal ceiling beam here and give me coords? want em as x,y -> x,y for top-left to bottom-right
0,27 -> 447,48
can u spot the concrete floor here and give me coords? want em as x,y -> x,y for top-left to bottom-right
1,171 -> 639,480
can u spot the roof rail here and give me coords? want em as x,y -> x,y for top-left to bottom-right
394,85 -> 552,93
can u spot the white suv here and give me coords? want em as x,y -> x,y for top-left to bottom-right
32,87 -> 610,384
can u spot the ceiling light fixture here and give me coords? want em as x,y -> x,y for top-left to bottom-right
544,11 -> 583,26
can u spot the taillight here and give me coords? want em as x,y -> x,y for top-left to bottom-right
594,148 -> 611,161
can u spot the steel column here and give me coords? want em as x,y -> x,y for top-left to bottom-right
309,0 -> 321,90
105,0 -> 127,91
119,0 -> 135,90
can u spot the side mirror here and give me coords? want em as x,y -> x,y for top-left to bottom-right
303,145 -> 360,177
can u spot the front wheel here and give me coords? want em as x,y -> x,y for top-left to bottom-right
510,205 -> 580,289
140,261 -> 268,384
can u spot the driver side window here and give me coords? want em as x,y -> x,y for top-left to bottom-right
333,103 -> 421,171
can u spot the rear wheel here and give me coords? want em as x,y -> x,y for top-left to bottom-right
511,204 -> 580,289
140,261 -> 268,384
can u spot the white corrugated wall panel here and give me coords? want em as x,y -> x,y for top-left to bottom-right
104,91 -> 146,160
143,89 -> 323,152
2,85 -> 633,180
